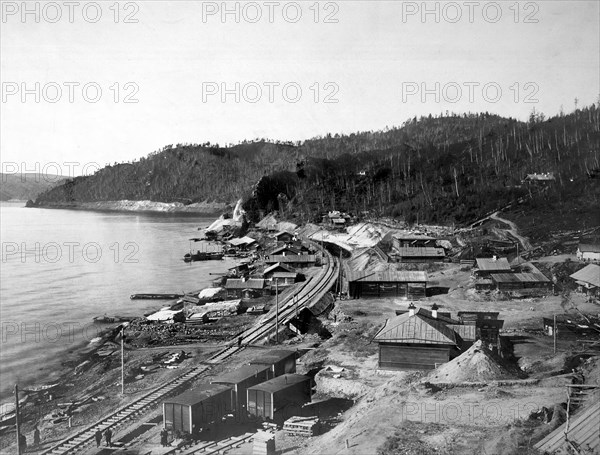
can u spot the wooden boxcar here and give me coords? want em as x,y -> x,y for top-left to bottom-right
247,374 -> 312,423
249,350 -> 297,376
163,384 -> 232,434
211,364 -> 273,413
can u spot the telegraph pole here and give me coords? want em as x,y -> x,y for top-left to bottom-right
275,279 -> 279,344
15,384 -> 21,455
553,314 -> 557,354
121,327 -> 125,395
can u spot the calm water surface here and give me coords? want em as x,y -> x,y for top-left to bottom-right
0,203 -> 234,401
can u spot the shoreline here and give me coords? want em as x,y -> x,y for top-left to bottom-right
23,200 -> 232,216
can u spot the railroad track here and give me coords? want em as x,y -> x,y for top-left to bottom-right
42,240 -> 337,455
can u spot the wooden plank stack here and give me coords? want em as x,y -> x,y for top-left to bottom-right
283,416 -> 320,437
253,430 -> 276,455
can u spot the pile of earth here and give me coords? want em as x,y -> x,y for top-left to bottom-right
428,340 -> 518,383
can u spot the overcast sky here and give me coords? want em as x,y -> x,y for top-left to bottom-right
1,1 -> 599,175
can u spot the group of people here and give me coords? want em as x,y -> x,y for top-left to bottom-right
94,428 -> 113,447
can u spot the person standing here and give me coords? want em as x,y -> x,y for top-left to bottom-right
160,428 -> 168,447
33,426 -> 40,446
104,428 -> 113,447
18,433 -> 27,454
94,429 -> 102,447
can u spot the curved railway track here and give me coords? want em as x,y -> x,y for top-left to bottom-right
42,241 -> 337,455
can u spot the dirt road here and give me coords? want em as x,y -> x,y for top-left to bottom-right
490,212 -> 533,250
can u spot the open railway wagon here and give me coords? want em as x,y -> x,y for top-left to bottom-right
247,374 -> 312,424
163,384 -> 232,435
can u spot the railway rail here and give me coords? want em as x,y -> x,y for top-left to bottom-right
42,240 -> 337,455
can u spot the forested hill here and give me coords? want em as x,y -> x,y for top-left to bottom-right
34,105 -> 600,226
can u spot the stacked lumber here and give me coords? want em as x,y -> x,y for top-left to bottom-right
253,431 -> 276,455
283,416 -> 320,437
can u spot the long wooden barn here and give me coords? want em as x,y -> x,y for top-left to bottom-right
347,270 -> 427,299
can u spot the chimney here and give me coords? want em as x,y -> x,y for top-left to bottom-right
431,303 -> 439,319
408,302 -> 416,316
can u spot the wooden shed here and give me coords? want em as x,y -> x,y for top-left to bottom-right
347,270 -> 427,299
475,257 -> 511,277
570,264 -> 600,296
392,246 -> 445,263
373,306 -> 463,370
249,350 -> 297,376
266,255 -> 317,268
247,374 -> 312,423
274,231 -> 295,243
392,234 -> 436,249
163,384 -> 232,434
211,364 -> 273,413
225,278 -> 269,299
490,272 -> 552,291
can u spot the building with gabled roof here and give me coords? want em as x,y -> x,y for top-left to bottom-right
577,242 -> 600,262
475,257 -> 511,276
373,305 -> 465,370
265,255 -> 316,268
570,263 -> 600,296
224,278 -> 270,298
373,304 -> 503,370
269,245 -> 303,256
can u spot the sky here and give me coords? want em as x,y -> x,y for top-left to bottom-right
1,0 -> 599,176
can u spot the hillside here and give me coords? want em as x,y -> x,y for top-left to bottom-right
0,173 -> 66,201
33,106 -> 600,228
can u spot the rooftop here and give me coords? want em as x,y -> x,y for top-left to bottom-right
163,384 -> 231,406
570,263 -> 600,288
476,257 -> 511,271
491,272 -> 551,284
347,270 -> 428,283
395,246 -> 445,258
249,350 -> 297,366
373,310 -> 460,345
266,255 -> 317,264
263,262 -> 295,275
247,374 -> 310,393
578,243 -> 600,253
225,278 -> 266,290
212,364 -> 272,384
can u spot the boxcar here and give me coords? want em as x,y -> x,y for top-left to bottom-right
247,374 -> 312,423
249,349 -> 297,376
163,384 -> 232,434
211,364 -> 273,413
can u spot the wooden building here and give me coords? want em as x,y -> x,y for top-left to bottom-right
249,350 -> 297,376
475,257 -> 511,277
392,234 -> 436,249
270,245 -> 303,256
490,272 -> 552,291
246,374 -> 312,423
577,243 -> 600,262
347,270 -> 427,299
393,246 -> 445,263
456,311 -> 504,344
570,264 -> 600,297
212,364 -> 273,413
224,278 -> 270,299
271,272 -> 298,286
373,305 -> 464,370
265,255 -> 317,268
274,231 -> 295,243
263,262 -> 296,280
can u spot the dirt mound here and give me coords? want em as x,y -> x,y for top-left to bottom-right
428,340 -> 518,383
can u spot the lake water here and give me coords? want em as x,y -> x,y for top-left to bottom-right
0,202 -> 235,401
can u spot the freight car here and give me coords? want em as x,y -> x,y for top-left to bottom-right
247,374 -> 312,423
249,349 -> 297,376
211,364 -> 273,414
163,384 -> 232,434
